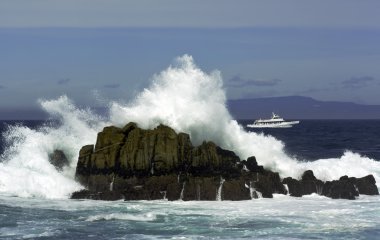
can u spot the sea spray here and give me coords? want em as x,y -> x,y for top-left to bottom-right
283,184 -> 289,195
1,55 -> 380,199
108,55 -> 380,185
179,182 -> 186,200
110,175 -> 115,191
109,55 -> 300,174
249,182 -> 263,199
0,96 -> 107,198
216,177 -> 225,201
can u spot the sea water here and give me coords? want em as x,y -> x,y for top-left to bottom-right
0,194 -> 379,239
0,55 -> 379,239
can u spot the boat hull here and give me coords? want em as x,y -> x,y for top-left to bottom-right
247,121 -> 299,128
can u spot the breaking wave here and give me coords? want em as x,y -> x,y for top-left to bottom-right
0,55 -> 379,199
0,96 -> 108,198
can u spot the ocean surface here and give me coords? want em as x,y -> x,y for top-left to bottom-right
0,120 -> 379,239
1,57 -> 380,239
241,119 -> 380,161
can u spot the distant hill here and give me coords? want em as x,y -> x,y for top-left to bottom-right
227,96 -> 380,119
2,96 -> 380,120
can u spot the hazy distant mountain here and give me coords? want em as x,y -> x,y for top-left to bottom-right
1,96 -> 380,120
227,96 -> 380,119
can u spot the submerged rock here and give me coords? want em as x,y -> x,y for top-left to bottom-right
48,150 -> 70,171
71,123 -> 379,201
71,189 -> 124,201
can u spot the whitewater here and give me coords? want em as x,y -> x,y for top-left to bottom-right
0,55 -> 380,239
0,54 -> 380,199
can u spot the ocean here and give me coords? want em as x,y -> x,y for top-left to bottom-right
1,56 -> 380,239
0,120 -> 379,240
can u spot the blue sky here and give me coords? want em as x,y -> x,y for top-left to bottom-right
1,0 -> 380,118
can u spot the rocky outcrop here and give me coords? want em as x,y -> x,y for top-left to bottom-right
48,150 -> 69,171
71,122 -> 379,201
282,170 -> 324,197
282,170 -> 379,199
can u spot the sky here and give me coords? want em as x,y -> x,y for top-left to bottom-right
1,0 -> 380,119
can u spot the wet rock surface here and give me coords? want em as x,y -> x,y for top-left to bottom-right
71,122 -> 379,201
282,170 -> 379,199
48,150 -> 70,171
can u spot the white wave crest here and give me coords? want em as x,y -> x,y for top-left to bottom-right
0,96 -> 107,198
109,55 -> 380,183
0,55 -> 379,199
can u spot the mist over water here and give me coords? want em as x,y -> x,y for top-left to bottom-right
0,55 -> 380,199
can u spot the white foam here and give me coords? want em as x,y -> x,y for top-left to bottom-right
108,55 -> 380,184
109,55 -> 299,173
85,212 -> 156,222
0,55 -> 379,199
0,96 -> 107,198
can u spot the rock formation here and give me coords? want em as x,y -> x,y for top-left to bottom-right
71,122 -> 379,201
283,170 -> 378,199
48,149 -> 69,171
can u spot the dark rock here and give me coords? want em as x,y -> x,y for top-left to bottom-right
282,177 -> 303,197
244,156 -> 264,173
283,175 -> 324,197
322,174 -> 379,199
76,123 -> 241,189
48,150 -> 70,171
222,178 -> 251,201
322,180 -> 358,200
182,176 -> 219,201
354,175 -> 379,195
71,189 -> 124,201
281,170 -> 378,200
339,175 -> 349,181
301,170 -> 317,181
72,123 -> 379,201
254,171 -> 287,198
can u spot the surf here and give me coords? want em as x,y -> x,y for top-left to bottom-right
0,54 -> 379,199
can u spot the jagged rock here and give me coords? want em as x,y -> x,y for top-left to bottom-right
190,142 -> 240,176
323,178 -> 359,200
354,175 -> 379,195
301,170 -> 317,181
120,175 -> 178,201
254,171 -> 287,198
222,178 -> 251,200
243,156 -> 264,173
48,150 -> 70,171
283,170 -> 324,197
181,176 -> 220,201
76,123 -> 240,188
72,123 -> 379,201
322,175 -> 379,199
282,170 -> 378,200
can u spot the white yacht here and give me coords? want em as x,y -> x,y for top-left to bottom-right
247,113 -> 299,128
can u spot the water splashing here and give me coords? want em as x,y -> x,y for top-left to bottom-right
283,184 -> 289,195
0,96 -> 106,198
216,177 -> 225,201
110,175 -> 115,191
1,55 -> 380,199
250,181 -> 263,199
179,182 -> 186,201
